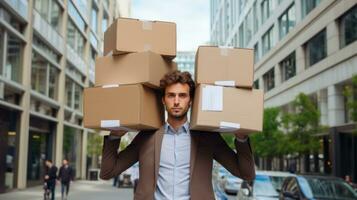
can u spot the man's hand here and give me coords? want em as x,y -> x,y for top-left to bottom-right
44,175 -> 49,180
234,132 -> 248,141
110,130 -> 127,137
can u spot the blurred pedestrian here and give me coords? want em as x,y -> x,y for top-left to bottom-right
58,159 -> 74,200
345,175 -> 357,189
44,159 -> 57,200
131,164 -> 139,193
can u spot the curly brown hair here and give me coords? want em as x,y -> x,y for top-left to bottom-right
159,70 -> 196,99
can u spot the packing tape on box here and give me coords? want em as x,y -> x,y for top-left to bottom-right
101,120 -> 120,128
143,44 -> 152,51
142,20 -> 153,30
201,85 -> 223,111
218,46 -> 233,56
106,51 -> 113,56
102,84 -> 120,88
214,81 -> 236,87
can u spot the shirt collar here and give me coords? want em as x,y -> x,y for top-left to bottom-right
164,121 -> 190,134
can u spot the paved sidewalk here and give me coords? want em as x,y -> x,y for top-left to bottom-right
0,180 -> 133,200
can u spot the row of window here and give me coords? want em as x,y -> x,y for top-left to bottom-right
211,0 -> 323,56
0,5 -> 92,114
256,5 -> 357,92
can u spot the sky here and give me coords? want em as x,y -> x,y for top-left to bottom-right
131,0 -> 210,52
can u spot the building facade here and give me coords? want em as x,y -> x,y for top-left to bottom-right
210,0 -> 357,181
175,51 -> 195,77
0,0 -> 130,192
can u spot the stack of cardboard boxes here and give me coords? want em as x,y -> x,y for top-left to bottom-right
190,46 -> 264,134
83,18 -> 177,131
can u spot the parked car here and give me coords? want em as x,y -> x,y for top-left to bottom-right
260,171 -> 294,192
222,173 -> 243,195
237,172 -> 280,200
279,175 -> 357,200
213,180 -> 229,200
213,165 -> 229,186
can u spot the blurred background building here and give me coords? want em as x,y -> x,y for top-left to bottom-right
210,0 -> 356,181
0,0 -> 131,193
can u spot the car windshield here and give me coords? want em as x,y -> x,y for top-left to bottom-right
270,176 -> 285,190
254,175 -> 279,197
299,177 -> 357,200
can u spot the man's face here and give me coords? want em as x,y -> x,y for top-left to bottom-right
162,83 -> 191,120
63,160 -> 68,165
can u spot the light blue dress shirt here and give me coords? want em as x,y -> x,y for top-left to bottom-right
154,121 -> 191,200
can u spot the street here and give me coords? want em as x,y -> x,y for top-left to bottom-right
0,180 -> 133,200
0,179 -> 237,200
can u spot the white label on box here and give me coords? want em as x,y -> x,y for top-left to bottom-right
142,21 -> 153,30
201,85 -> 223,111
214,81 -> 236,87
101,120 -> 120,128
212,121 -> 241,132
220,121 -> 240,129
102,84 -> 119,88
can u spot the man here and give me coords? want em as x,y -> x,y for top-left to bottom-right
100,70 -> 255,200
45,159 -> 57,200
58,159 -> 74,200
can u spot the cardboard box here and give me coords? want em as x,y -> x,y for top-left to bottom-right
104,17 -> 176,59
195,46 -> 254,88
190,84 -> 263,134
83,84 -> 164,131
95,51 -> 177,89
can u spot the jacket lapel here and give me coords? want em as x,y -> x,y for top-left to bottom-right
190,131 -> 199,177
154,126 -> 165,186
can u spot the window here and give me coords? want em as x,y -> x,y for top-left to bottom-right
1,6 -> 26,34
302,0 -> 321,18
91,3 -> 98,33
280,52 -> 296,82
33,0 -> 62,32
67,19 -> 85,58
261,0 -> 276,24
254,80 -> 259,89
254,43 -> 259,63
245,9 -> 253,45
0,28 -> 3,76
102,13 -> 108,32
65,78 -> 73,108
239,24 -> 244,47
225,0 -> 230,38
65,77 -> 84,112
66,63 -> 85,84
340,6 -> 357,48
68,0 -> 86,32
63,126 -> 82,178
279,4 -> 296,39
305,29 -> 327,67
31,51 -> 59,99
4,34 -> 22,83
262,26 -> 274,55
253,2 -> 259,34
263,68 -> 275,92
33,36 -> 60,63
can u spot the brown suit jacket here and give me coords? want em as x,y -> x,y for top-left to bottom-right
100,126 -> 255,200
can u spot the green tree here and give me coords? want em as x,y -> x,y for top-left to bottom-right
343,74 -> 357,135
250,107 -> 289,170
87,131 -> 104,168
282,93 -> 327,172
